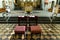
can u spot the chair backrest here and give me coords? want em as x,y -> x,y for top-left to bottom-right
29,16 -> 38,26
18,16 -> 38,26
18,16 -> 27,26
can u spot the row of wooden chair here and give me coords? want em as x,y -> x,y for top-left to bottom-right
14,16 -> 42,38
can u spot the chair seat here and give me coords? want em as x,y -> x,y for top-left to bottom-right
14,25 -> 26,34
30,26 -> 41,34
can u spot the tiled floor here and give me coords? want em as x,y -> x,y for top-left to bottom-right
0,24 -> 60,40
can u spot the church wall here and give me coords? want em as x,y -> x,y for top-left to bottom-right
0,0 -> 57,10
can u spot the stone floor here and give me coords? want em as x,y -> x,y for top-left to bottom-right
0,24 -> 60,40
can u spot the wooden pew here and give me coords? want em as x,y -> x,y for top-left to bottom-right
48,8 -> 60,13
0,8 -> 6,13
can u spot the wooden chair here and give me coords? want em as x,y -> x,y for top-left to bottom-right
29,16 -> 38,26
29,16 -> 42,38
14,16 -> 27,34
18,16 -> 27,26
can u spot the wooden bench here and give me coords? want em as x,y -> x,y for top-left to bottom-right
0,8 -> 6,13
48,8 -> 60,13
